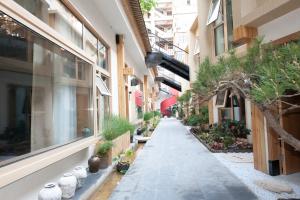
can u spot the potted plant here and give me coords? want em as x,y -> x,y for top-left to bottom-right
97,141 -> 113,169
116,149 -> 134,174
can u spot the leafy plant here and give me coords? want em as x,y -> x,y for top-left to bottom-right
143,112 -> 154,121
97,141 -> 113,156
140,0 -> 157,13
199,106 -> 209,124
187,114 -> 201,126
103,115 -> 134,140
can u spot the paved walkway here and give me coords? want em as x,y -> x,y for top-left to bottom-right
109,118 -> 257,200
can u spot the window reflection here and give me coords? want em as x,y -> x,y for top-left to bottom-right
0,12 -> 93,164
14,0 -> 83,48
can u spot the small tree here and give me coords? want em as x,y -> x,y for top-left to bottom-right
140,0 -> 157,13
193,38 -> 300,151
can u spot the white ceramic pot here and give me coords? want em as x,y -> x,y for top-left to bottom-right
58,173 -> 77,199
72,166 -> 87,188
38,183 -> 62,200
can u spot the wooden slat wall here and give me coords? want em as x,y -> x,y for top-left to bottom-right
252,103 -> 268,173
111,131 -> 131,159
281,96 -> 300,174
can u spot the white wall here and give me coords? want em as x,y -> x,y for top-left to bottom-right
0,146 -> 95,200
259,7 -> 300,43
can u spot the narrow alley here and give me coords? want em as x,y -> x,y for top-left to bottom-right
109,118 -> 257,200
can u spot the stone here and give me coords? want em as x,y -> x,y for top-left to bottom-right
254,179 -> 293,193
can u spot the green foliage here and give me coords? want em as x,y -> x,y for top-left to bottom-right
140,0 -> 157,13
199,106 -> 209,124
153,110 -> 161,117
210,120 -> 250,139
177,90 -> 192,103
103,115 -> 135,140
97,141 -> 113,156
187,114 -> 201,126
193,38 -> 300,104
143,112 -> 154,121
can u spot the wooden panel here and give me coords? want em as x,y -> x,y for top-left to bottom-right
111,131 -> 131,159
117,35 -> 126,118
233,26 -> 257,44
281,96 -> 300,174
252,103 -> 268,173
123,67 -> 134,76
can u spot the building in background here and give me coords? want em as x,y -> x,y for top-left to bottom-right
144,0 -> 196,111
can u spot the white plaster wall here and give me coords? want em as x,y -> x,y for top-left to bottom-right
0,146 -> 95,200
258,7 -> 300,43
212,95 -> 219,124
245,99 -> 252,131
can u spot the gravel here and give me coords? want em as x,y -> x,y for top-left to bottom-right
213,153 -> 300,200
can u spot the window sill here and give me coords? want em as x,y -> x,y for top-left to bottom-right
0,136 -> 99,188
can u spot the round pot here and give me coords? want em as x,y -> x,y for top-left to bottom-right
99,154 -> 111,169
38,183 -> 62,200
72,166 -> 87,189
88,155 -> 101,173
136,128 -> 142,135
58,173 -> 77,199
116,161 -> 130,174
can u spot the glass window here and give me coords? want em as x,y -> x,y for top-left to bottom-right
84,27 -> 97,62
207,0 -> 221,25
0,11 -> 93,165
97,40 -> 108,70
14,0 -> 83,49
226,0 -> 234,50
214,25 -> 225,56
96,75 -> 110,134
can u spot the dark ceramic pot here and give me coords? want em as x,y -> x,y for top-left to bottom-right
130,135 -> 134,143
136,128 -> 142,135
116,161 -> 130,173
99,153 -> 112,169
88,155 -> 101,173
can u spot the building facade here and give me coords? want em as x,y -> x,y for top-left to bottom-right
188,0 -> 300,175
0,0 -> 157,198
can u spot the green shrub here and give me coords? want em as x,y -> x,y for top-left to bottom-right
103,115 -> 134,140
153,111 -> 161,117
199,106 -> 209,124
97,141 -> 113,156
187,114 -> 201,126
143,112 -> 154,121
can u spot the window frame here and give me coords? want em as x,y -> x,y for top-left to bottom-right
0,0 -> 104,187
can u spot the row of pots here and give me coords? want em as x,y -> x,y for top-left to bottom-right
38,166 -> 87,200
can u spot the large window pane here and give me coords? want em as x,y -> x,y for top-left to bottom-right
214,25 -> 225,56
97,41 -> 108,70
84,27 -> 97,62
226,0 -> 234,50
14,0 -> 83,49
0,11 -> 93,165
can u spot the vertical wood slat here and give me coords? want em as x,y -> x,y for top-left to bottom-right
252,103 -> 268,173
117,35 -> 126,118
281,96 -> 300,174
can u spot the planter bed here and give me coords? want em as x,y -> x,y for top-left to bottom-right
190,131 -> 253,153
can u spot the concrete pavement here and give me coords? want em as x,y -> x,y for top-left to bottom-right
109,118 -> 257,200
